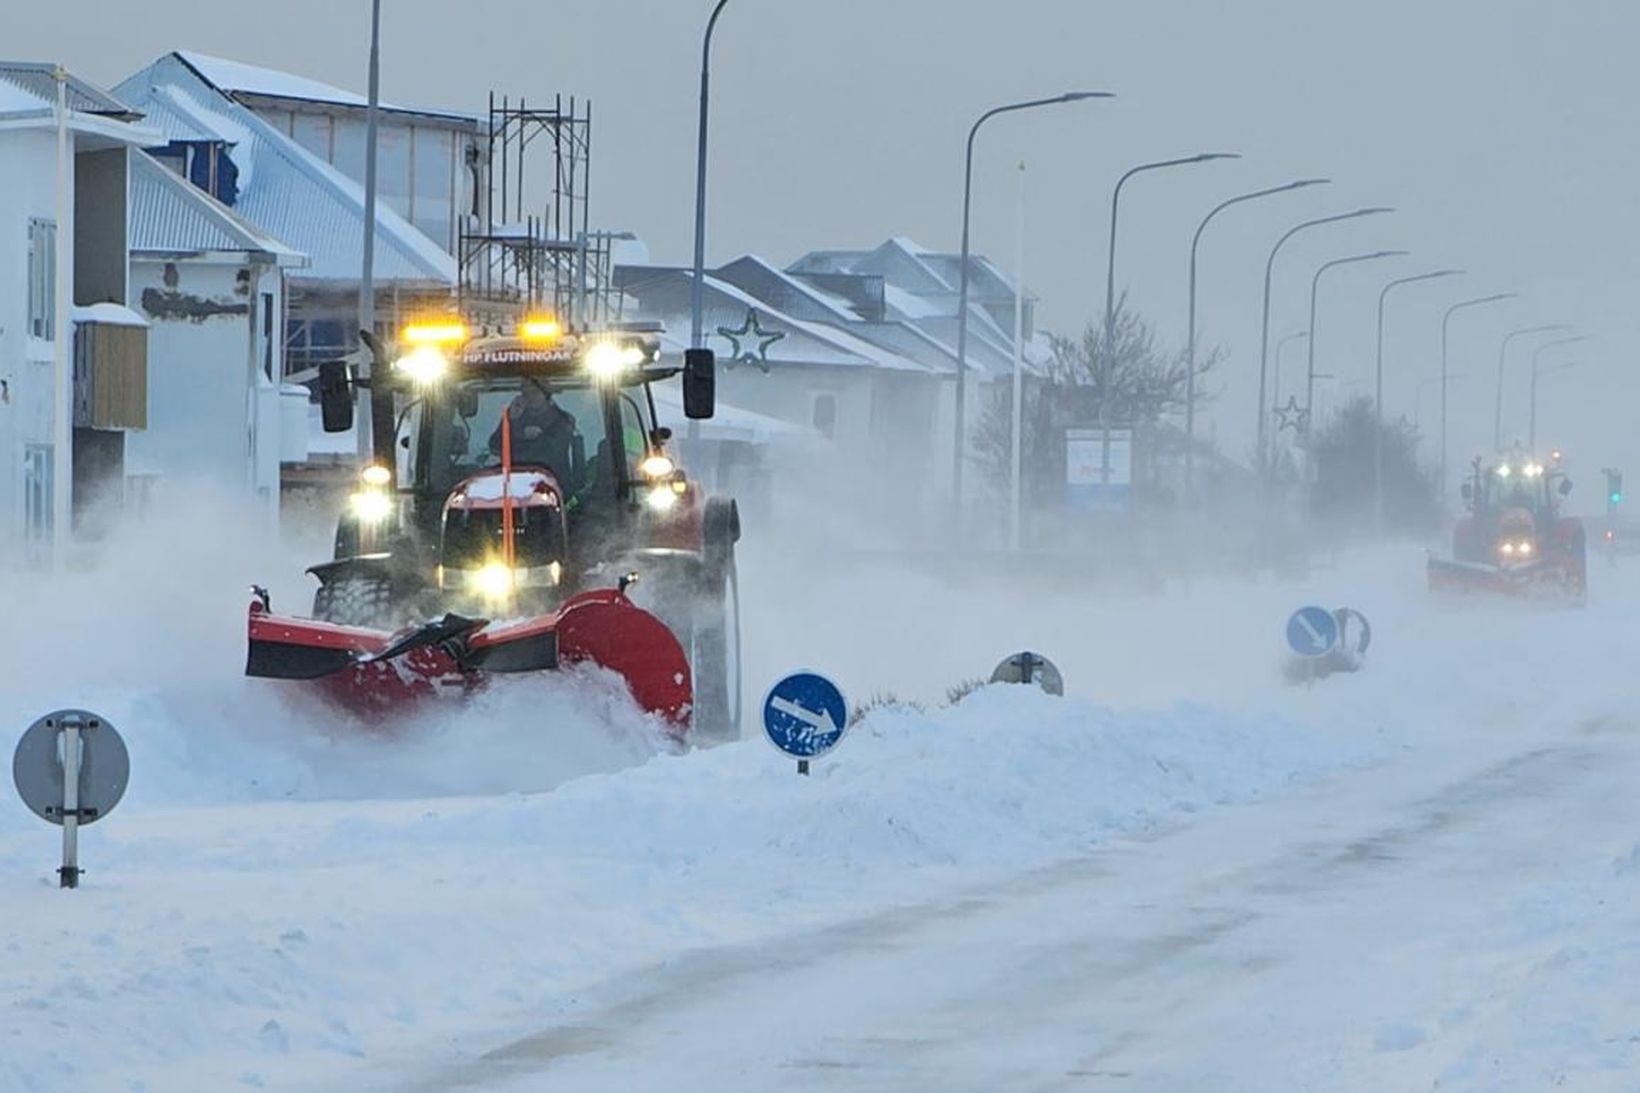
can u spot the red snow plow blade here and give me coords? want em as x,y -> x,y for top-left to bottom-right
1426,553 -> 1586,603
246,588 -> 693,731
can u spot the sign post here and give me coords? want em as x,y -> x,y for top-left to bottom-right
762,672 -> 849,775
12,709 -> 129,888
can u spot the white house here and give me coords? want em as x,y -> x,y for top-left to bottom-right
124,150 -> 306,515
0,63 -> 161,560
113,53 -> 457,376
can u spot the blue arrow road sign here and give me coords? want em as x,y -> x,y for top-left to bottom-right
762,671 -> 849,760
1286,606 -> 1340,658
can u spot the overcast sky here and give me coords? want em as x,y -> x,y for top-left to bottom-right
11,0 -> 1638,477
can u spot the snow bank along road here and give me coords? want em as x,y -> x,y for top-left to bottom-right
4,548 -> 1639,1090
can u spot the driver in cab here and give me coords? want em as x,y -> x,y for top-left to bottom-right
488,382 -> 577,486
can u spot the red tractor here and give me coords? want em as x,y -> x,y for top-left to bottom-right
246,319 -> 741,740
1427,452 -> 1586,602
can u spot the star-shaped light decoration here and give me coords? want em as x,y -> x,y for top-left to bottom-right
1274,395 -> 1310,435
716,308 -> 785,374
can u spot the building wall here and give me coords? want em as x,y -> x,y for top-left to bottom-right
254,103 -> 474,257
0,129 -> 69,561
73,147 -> 128,307
126,258 -> 285,516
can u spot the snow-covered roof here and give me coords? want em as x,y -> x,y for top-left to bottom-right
72,303 -> 148,328
175,51 -> 477,124
114,54 -> 455,286
129,151 -> 306,265
649,386 -> 825,448
0,62 -> 139,118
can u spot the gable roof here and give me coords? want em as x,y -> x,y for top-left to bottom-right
129,151 -> 306,265
174,50 -> 476,125
114,53 -> 455,286
0,62 -> 139,118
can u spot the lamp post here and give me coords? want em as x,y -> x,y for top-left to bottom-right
1184,178 -> 1328,495
689,0 -> 732,352
1273,331 -> 1309,408
1100,153 -> 1236,495
1304,249 -> 1406,423
358,0 -> 382,460
1374,269 -> 1462,533
1527,335 -> 1588,450
1440,293 -> 1515,494
951,91 -> 1112,526
1530,361 -> 1584,452
1493,324 -> 1570,450
1415,373 -> 1464,432
1256,207 -> 1393,471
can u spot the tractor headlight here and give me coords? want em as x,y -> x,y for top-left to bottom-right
1524,462 -> 1544,478
470,562 -> 515,601
1496,465 -> 1512,478
644,484 -> 679,513
1500,541 -> 1516,556
585,341 -> 645,380
1518,539 -> 1534,557
360,463 -> 392,487
395,345 -> 449,386
638,453 -> 676,479
349,489 -> 393,524
464,560 -> 561,601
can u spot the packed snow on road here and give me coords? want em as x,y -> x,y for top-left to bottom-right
5,521 -> 1640,1091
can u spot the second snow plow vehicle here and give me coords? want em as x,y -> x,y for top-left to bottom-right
246,319 -> 740,739
1428,452 -> 1586,603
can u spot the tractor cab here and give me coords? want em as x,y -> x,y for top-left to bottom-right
313,317 -> 723,622
1457,453 -> 1573,566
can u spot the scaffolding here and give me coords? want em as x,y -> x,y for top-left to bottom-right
457,93 -> 630,332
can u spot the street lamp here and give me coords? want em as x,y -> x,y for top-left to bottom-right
1374,269 -> 1462,533
358,0 -> 383,460
1304,249 -> 1406,422
952,91 -> 1113,523
1530,360 -> 1584,452
1415,373 -> 1465,432
1440,293 -> 1515,493
689,0 -> 732,353
1100,152 -> 1238,498
1273,331 -> 1309,407
1256,207 -> 1394,469
1528,335 -> 1588,450
1184,178 -> 1328,494
1493,324 -> 1571,450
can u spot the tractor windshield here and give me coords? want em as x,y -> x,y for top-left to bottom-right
416,380 -> 616,498
1481,471 -> 1551,515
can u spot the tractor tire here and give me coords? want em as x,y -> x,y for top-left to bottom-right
312,575 -> 395,630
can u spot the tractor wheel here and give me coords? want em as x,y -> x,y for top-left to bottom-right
312,575 -> 395,629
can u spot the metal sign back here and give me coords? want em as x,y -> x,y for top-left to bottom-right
12,710 -> 129,825
990,651 -> 1065,696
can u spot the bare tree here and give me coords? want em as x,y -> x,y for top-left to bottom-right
974,296 -> 1224,498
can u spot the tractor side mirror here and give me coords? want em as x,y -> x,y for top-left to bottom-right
456,387 -> 479,420
651,426 -> 673,446
1559,477 -> 1574,496
317,359 -> 355,433
683,348 -> 716,420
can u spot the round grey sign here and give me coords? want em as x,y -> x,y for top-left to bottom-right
990,651 -> 1065,696
12,710 -> 129,825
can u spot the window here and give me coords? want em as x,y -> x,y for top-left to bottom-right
27,219 -> 55,341
811,392 -> 838,440
23,444 -> 53,544
260,292 -> 275,382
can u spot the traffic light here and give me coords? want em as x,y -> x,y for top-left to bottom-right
1604,468 -> 1623,506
